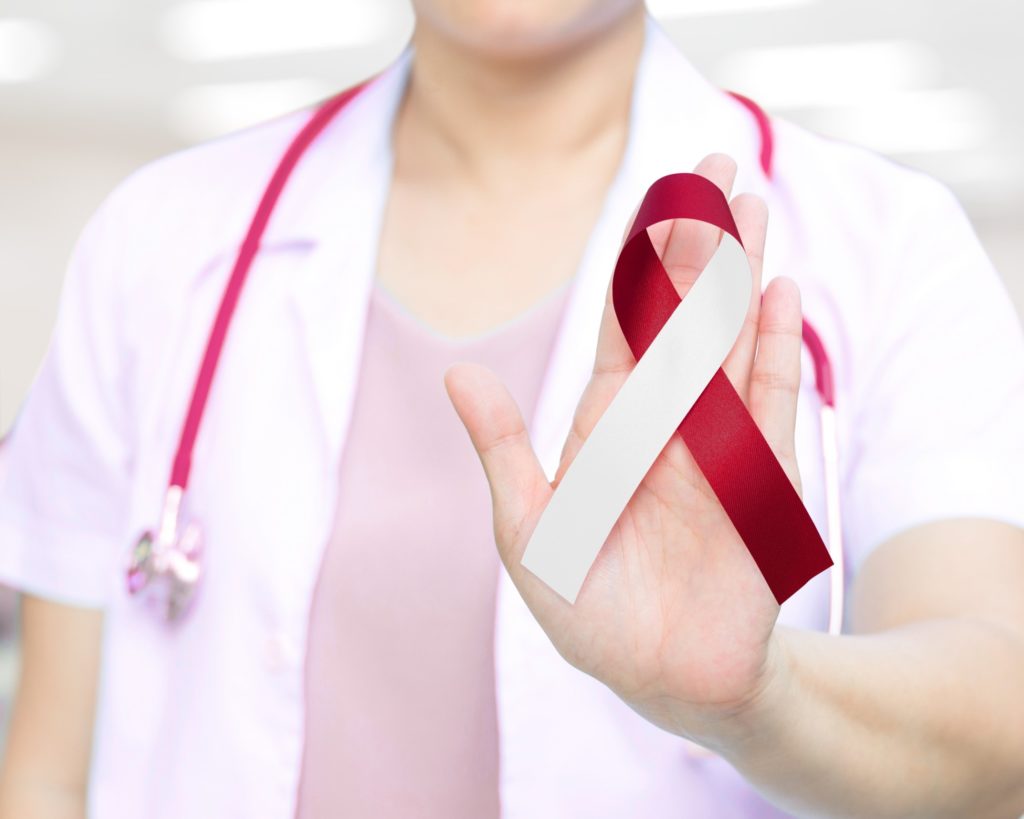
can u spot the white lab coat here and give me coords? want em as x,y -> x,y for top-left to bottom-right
1,15 -> 1022,819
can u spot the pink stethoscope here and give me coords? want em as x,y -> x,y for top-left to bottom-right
125,84 -> 846,634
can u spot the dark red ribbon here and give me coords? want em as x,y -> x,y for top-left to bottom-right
613,173 -> 832,604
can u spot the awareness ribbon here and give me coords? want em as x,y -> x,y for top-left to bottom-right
521,173 -> 833,605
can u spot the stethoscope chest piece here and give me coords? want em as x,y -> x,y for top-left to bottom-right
125,486 -> 203,623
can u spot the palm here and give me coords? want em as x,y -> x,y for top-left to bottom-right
447,154 -> 804,739
547,423 -> 779,708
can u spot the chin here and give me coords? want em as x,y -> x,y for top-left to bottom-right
412,0 -> 642,58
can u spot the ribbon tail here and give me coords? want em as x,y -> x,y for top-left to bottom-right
680,369 -> 834,604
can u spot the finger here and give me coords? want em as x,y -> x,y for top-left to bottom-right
720,192 -> 768,404
650,153 -> 738,299
444,362 -> 550,564
748,276 -> 803,488
555,231 -> 649,487
554,361 -> 624,486
618,201 -> 641,247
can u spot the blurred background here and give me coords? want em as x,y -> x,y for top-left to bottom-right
3,0 -> 1024,435
0,0 -> 1022,714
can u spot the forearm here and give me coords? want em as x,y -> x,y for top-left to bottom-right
716,618 -> 1024,818
0,777 -> 87,819
0,596 -> 101,819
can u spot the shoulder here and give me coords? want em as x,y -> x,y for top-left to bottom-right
763,115 -> 1020,405
77,89 -> 376,340
95,105 -> 316,267
765,115 -> 989,332
769,115 -> 969,259
56,108 -> 317,388
87,73 -> 389,304
54,101 -> 353,413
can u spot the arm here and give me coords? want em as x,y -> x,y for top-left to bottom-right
447,153 -> 1024,817
719,519 -> 1024,818
0,596 -> 103,819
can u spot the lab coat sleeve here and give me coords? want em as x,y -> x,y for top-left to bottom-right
840,174 -> 1024,574
0,188 -> 135,609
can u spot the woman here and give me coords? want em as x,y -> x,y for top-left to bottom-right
1,1 -> 1023,817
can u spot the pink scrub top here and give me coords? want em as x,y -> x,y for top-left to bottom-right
296,279 -> 572,817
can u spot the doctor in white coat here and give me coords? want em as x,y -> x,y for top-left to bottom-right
1,2 -> 1023,818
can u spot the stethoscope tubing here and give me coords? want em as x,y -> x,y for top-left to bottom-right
130,79 -> 847,636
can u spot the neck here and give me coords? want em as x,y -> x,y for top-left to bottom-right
394,7 -> 647,191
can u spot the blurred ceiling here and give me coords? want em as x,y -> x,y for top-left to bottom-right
2,0 -> 1021,217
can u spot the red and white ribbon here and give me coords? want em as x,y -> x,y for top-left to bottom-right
521,173 -> 833,605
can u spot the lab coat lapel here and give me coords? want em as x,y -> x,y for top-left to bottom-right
495,17 -> 771,815
279,52 -> 410,473
287,228 -> 377,473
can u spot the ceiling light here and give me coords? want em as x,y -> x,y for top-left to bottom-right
902,150 -> 1024,198
647,0 -> 816,17
0,18 -> 59,83
802,89 -> 994,155
160,1 -> 409,62
168,79 -> 333,143
714,40 -> 939,109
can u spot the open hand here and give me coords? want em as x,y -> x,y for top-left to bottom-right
445,153 -> 804,747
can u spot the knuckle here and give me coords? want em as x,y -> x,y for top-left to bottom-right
759,318 -> 802,339
480,425 -> 529,457
751,367 -> 798,396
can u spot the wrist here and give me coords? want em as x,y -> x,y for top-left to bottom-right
694,627 -> 798,758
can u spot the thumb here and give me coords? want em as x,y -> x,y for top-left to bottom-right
444,362 -> 550,565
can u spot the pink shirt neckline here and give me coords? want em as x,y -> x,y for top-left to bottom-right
371,277 -> 575,346
296,277 -> 573,818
